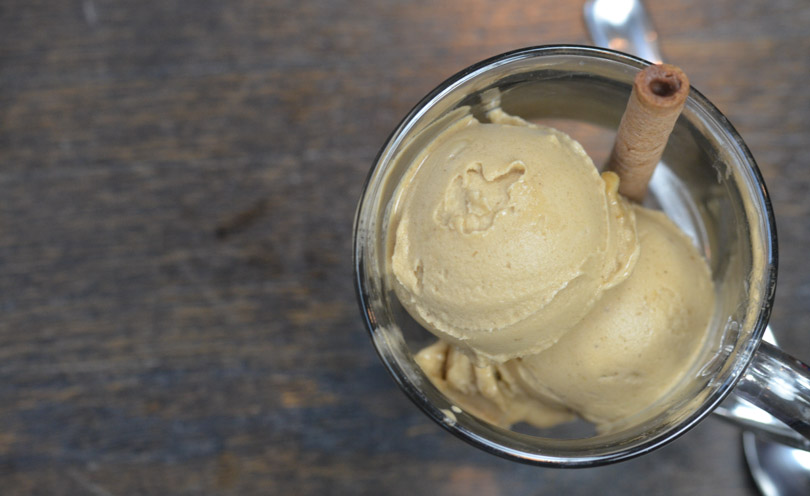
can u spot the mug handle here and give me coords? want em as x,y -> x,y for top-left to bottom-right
714,336 -> 810,451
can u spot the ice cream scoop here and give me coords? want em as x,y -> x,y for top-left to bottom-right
513,206 -> 715,429
390,113 -> 639,363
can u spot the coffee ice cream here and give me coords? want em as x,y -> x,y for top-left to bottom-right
389,109 -> 715,431
390,113 -> 638,364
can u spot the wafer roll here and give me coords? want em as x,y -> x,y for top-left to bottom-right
607,63 -> 690,202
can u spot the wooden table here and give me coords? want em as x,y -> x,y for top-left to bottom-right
1,0 -> 808,494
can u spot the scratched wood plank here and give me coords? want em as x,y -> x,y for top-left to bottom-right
0,0 -> 808,494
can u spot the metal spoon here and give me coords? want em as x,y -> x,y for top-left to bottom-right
582,1 -> 810,494
584,0 -> 662,63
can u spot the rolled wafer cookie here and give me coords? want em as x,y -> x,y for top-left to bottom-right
607,63 -> 690,202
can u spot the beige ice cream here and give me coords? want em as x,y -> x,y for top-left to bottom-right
415,340 -> 576,428
390,113 -> 638,364
390,110 -> 715,431
507,206 -> 714,428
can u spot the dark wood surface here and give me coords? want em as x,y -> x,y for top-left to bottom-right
1,0 -> 809,494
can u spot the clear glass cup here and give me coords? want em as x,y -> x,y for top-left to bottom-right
353,45 -> 810,466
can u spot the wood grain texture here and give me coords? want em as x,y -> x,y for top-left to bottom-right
0,0 -> 808,494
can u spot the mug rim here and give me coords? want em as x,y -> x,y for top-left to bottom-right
353,44 -> 778,466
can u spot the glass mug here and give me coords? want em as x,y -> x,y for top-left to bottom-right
353,45 -> 810,466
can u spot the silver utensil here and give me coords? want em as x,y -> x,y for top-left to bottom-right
584,0 -> 662,63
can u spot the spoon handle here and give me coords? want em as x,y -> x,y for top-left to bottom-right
583,0 -> 663,63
